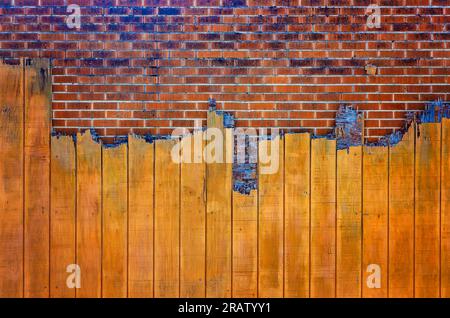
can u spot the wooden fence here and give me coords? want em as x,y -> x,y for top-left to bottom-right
0,60 -> 449,298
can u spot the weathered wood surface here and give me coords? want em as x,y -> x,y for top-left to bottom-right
0,60 -> 449,298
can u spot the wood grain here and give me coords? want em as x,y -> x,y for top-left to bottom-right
337,146 -> 362,298
310,138 -> 336,298
284,133 -> 310,298
389,127 -> 415,298
24,59 -> 51,298
0,61 -> 24,297
206,112 -> 232,297
180,132 -> 206,298
442,119 -> 450,298
154,139 -> 180,297
102,144 -> 128,297
76,131 -> 102,298
50,136 -> 76,298
415,123 -> 441,298
128,136 -> 154,298
362,146 -> 388,298
232,190 -> 258,298
258,136 -> 284,298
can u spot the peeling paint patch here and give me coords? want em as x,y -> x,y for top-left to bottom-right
370,112 -> 415,147
418,99 -> 450,123
222,112 -> 235,128
369,99 -> 449,147
332,105 -> 364,150
51,99 -> 449,194
233,134 -> 257,195
208,98 -> 235,128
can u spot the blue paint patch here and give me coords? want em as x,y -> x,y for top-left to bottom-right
130,133 -> 156,144
222,112 -> 235,128
88,128 -> 102,144
233,134 -> 258,195
369,99 -> 448,147
419,99 -> 450,123
208,98 -> 235,128
365,112 -> 415,147
332,105 -> 364,150
233,163 -> 257,194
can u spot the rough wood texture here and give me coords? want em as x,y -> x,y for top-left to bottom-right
76,131 -> 102,298
415,123 -> 441,298
24,59 -> 51,298
206,111 -> 232,297
337,146 -> 362,298
0,70 -> 449,299
258,136 -> 284,298
0,61 -> 24,298
232,191 -> 257,298
442,119 -> 450,298
310,138 -> 336,298
50,136 -> 76,298
180,132 -> 206,298
284,134 -> 310,298
362,146 -> 388,298
389,127 -> 415,298
128,136 -> 154,298
154,139 -> 180,298
102,144 -> 128,298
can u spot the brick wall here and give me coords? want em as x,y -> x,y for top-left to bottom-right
1,0 -> 449,142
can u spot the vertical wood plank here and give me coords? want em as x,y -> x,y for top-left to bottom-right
442,119 -> 450,298
415,123 -> 441,298
180,132 -> 206,298
362,146 -> 388,298
102,144 -> 128,298
24,59 -> 51,297
50,136 -> 76,298
206,112 -> 232,297
311,138 -> 336,298
128,136 -> 154,298
284,133 -> 310,298
336,146 -> 362,298
389,127 -> 415,298
155,139 -> 180,297
76,131 -> 102,298
232,191 -> 257,298
258,136 -> 284,298
0,61 -> 24,297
